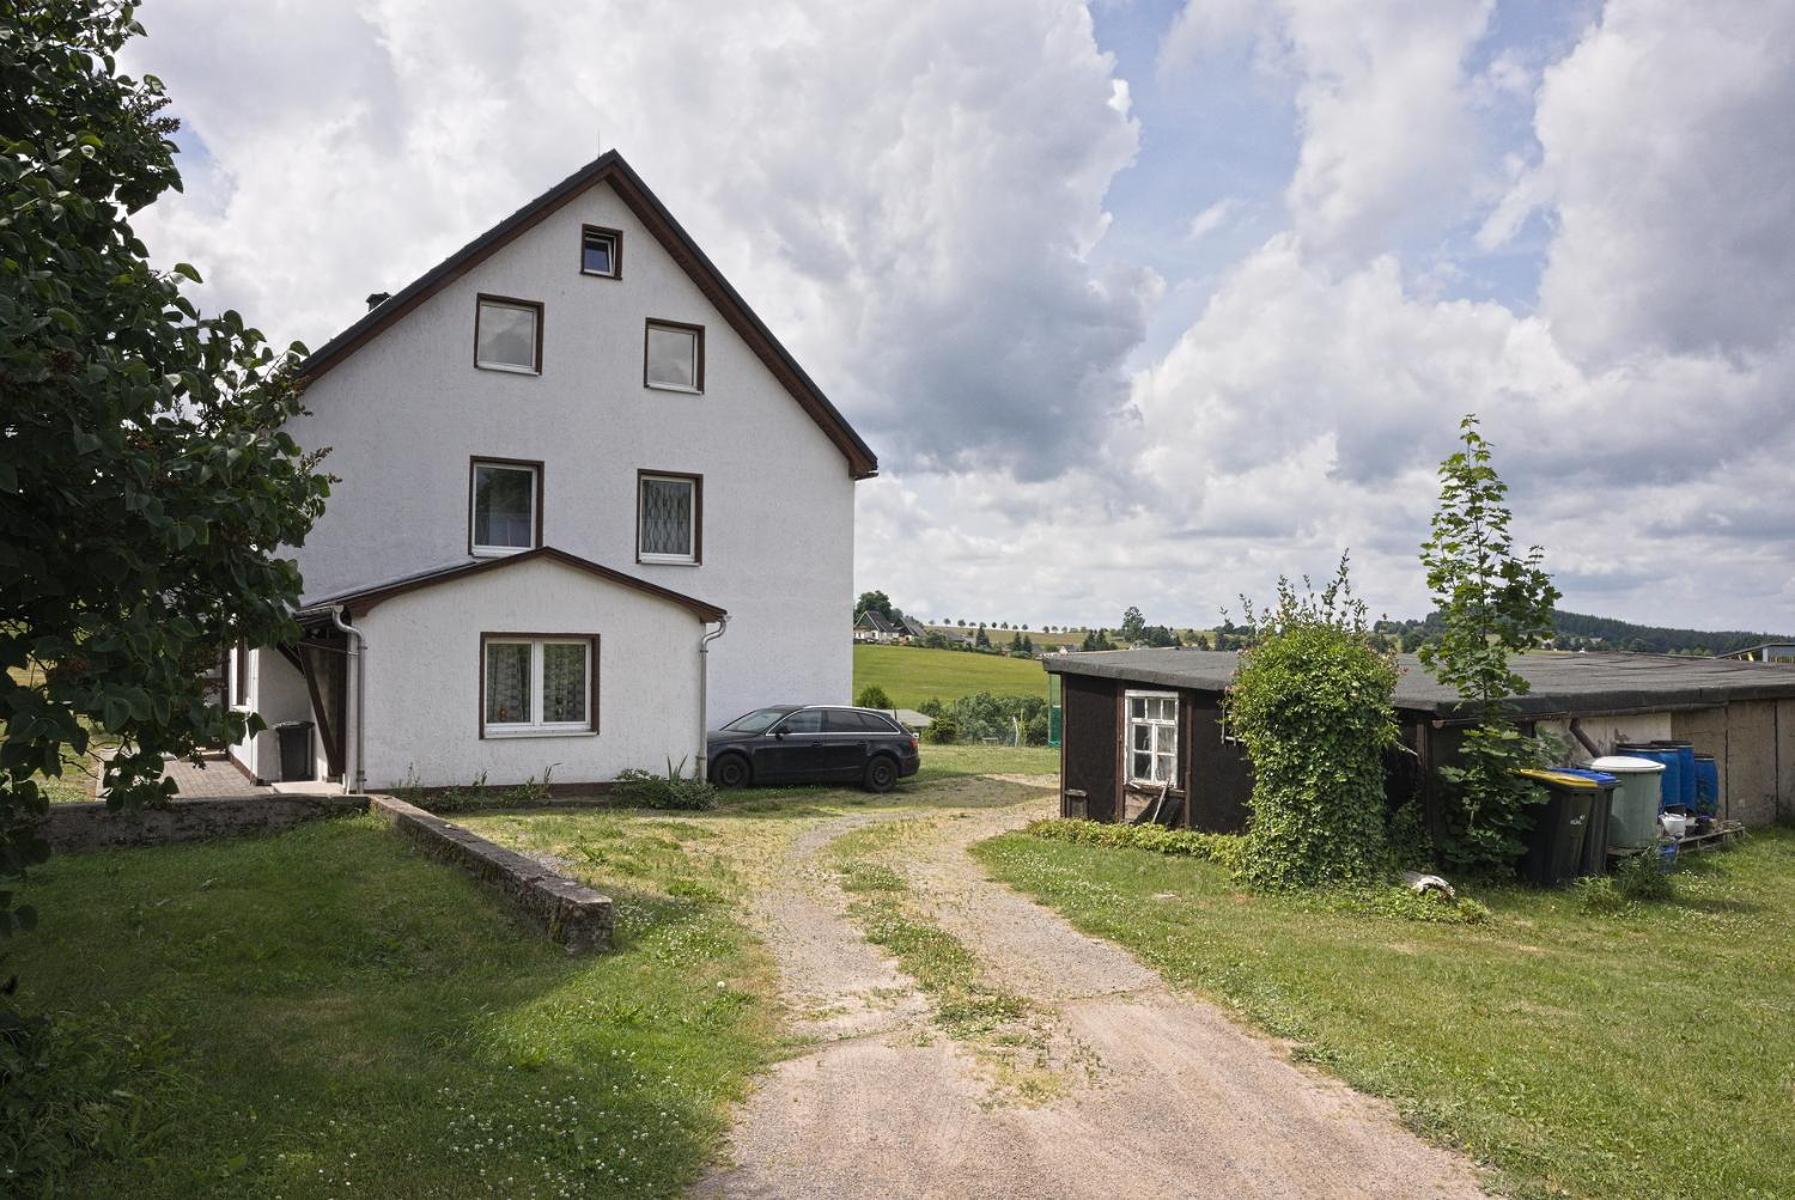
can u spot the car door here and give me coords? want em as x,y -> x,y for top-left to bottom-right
757,709 -> 825,781
820,709 -> 875,780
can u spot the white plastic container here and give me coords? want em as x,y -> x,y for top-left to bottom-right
1590,755 -> 1667,852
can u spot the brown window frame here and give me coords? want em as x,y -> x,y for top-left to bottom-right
635,469 -> 703,565
468,456 -> 545,557
579,225 -> 623,279
477,633 -> 600,739
473,294 -> 545,375
642,319 -> 705,393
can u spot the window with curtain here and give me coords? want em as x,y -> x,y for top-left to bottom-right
1126,691 -> 1178,784
483,637 -> 594,734
475,297 -> 541,373
644,321 -> 702,391
471,461 -> 537,554
638,473 -> 698,562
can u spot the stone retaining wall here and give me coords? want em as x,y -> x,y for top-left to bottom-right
44,794 -> 366,853
369,794 -> 613,952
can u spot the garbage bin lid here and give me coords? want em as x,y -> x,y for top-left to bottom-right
1516,768 -> 1614,790
1553,767 -> 1619,787
273,720 -> 314,730
1589,755 -> 1666,774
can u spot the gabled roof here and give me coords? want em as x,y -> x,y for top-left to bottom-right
856,610 -> 896,633
298,546 -> 726,623
296,151 -> 877,480
900,615 -> 928,638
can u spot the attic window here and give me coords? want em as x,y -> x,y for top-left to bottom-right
475,295 -> 542,374
644,320 -> 703,392
580,226 -> 621,278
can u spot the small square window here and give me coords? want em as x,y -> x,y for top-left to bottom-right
470,460 -> 539,555
638,472 -> 700,564
644,320 -> 703,392
475,296 -> 541,373
580,226 -> 621,278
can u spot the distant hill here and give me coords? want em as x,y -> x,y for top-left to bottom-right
1375,610 -> 1790,657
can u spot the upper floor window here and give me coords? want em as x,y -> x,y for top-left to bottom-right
637,471 -> 701,564
1126,690 -> 1178,785
581,226 -> 621,278
475,295 -> 542,374
644,320 -> 704,393
470,459 -> 541,556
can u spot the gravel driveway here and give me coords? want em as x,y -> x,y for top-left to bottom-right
693,782 -> 1487,1199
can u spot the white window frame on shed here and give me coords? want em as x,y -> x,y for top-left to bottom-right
481,635 -> 596,738
1125,689 -> 1178,786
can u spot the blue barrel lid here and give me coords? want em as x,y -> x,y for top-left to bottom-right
1554,767 -> 1619,787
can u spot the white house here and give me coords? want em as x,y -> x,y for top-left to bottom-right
226,152 -> 877,792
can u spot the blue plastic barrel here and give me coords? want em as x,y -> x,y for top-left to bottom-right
1654,741 -> 1697,811
1618,743 -> 1681,811
1693,754 -> 1719,816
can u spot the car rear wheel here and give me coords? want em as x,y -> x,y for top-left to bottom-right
863,755 -> 897,793
713,754 -> 751,789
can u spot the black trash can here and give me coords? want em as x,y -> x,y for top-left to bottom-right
1516,769 -> 1596,886
274,720 -> 315,782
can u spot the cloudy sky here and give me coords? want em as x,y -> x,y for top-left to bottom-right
126,0 -> 1794,633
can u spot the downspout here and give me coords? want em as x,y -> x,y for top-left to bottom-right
696,616 -> 729,780
329,606 -> 368,794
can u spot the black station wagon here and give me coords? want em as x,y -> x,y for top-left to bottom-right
706,705 -> 921,792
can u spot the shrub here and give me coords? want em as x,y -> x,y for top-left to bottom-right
613,759 -> 718,811
1225,562 -> 1396,890
921,714 -> 959,744
1024,818 -> 1245,871
1613,849 -> 1676,903
855,685 -> 893,709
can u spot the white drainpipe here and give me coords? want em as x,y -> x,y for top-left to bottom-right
696,616 -> 729,780
329,606 -> 368,794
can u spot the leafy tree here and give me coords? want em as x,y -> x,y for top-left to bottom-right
1226,558 -> 1395,889
1,3 -> 330,943
974,624 -> 989,648
1120,606 -> 1145,641
854,685 -> 893,710
1418,415 -> 1561,871
854,590 -> 895,622
1021,634 -> 1034,654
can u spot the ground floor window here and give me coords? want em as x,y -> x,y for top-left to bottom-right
1126,690 -> 1178,784
481,634 -> 597,736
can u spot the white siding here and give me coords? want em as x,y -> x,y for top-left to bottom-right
286,178 -> 855,726
356,555 -> 705,790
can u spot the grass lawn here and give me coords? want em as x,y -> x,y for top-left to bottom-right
914,742 -> 1057,783
975,827 -> 1795,1200
7,813 -> 776,1198
853,643 -> 1048,707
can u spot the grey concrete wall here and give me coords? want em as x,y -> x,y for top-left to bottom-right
1779,700 -> 1795,824
1671,706 -> 1730,811
46,795 -> 366,853
1723,700 -> 1779,826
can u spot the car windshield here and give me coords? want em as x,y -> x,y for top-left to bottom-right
722,707 -> 791,734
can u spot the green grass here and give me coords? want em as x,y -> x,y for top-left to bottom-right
7,814 -> 775,1198
913,743 -> 1057,783
853,643 -> 1048,708
974,827 -> 1795,1200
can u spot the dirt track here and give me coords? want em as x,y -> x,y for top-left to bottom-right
693,782 -> 1487,1199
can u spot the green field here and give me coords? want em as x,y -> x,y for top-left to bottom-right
853,644 -> 1050,707
976,828 -> 1795,1200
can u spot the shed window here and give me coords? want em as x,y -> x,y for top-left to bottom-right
470,460 -> 539,555
638,472 -> 700,563
581,226 -> 620,278
475,296 -> 542,373
1126,691 -> 1178,785
644,321 -> 703,392
483,636 -> 595,736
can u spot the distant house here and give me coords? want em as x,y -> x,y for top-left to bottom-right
854,610 -> 899,644
1722,642 -> 1795,664
898,615 -> 929,643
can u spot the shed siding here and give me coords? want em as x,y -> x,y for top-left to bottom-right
1723,700 -> 1778,826
1185,696 -> 1253,833
1779,700 -> 1795,824
1062,674 -> 1120,822
1671,707 -> 1730,814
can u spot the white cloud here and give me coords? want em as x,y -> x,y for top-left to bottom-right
1185,198 -> 1236,241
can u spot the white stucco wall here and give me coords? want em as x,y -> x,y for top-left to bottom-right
228,649 -> 314,781
285,175 -> 857,727
355,555 -> 705,789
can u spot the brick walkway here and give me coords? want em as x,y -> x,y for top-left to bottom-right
160,754 -> 270,799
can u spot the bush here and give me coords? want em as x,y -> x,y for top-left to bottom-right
613,759 -> 718,810
855,685 -> 893,709
1024,818 -> 1245,871
921,714 -> 959,744
1225,565 -> 1396,890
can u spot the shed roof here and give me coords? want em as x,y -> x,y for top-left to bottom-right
1043,648 -> 1795,718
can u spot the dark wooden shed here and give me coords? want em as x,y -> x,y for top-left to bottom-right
1045,649 -> 1795,832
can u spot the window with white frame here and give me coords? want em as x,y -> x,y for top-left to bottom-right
475,296 -> 542,373
1126,690 -> 1178,785
644,320 -> 703,392
483,636 -> 595,735
470,460 -> 539,555
637,471 -> 699,563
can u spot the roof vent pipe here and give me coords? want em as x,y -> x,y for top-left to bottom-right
365,291 -> 391,310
